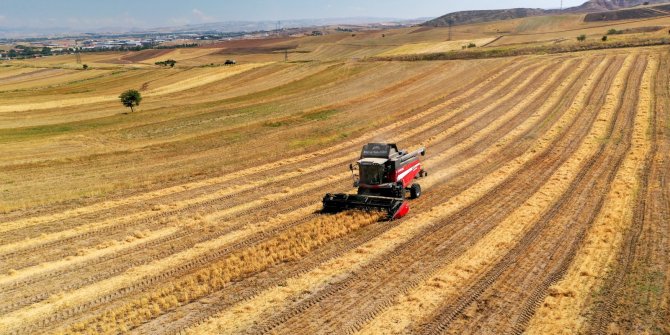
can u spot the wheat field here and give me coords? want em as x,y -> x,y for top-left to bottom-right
1,13 -> 669,335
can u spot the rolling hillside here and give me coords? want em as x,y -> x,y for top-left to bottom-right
423,0 -> 670,27
1,6 -> 669,335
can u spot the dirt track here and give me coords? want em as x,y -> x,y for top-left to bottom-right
0,48 -> 668,335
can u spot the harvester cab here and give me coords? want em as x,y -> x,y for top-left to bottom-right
323,143 -> 427,220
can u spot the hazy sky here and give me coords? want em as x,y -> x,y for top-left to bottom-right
0,0 -> 588,29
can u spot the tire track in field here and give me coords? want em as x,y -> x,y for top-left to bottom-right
416,54 -> 648,335
0,59 -> 542,274
184,54 -> 614,335
0,57 -> 540,264
356,55 -> 620,335
238,55 -> 620,335
0,58 -> 532,243
129,57 -> 590,334
0,60 -> 552,334
362,53 -> 632,332
76,56 -> 564,334
0,59 -> 511,227
585,53 -> 670,335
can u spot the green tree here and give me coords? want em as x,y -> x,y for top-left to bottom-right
577,34 -> 586,42
82,64 -> 89,70
41,47 -> 52,56
602,35 -> 608,42
155,59 -> 177,67
8,49 -> 17,58
119,89 -> 142,113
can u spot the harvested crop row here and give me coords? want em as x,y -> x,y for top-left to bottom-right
357,54 -> 616,335
186,54 -> 608,335
415,53 -> 648,335
0,57 -> 552,326
0,58 -> 542,271
9,55 -> 552,334
526,53 -> 660,334
239,55 -> 619,335
61,211 -> 382,335
140,57 -> 580,334
0,58 -> 530,236
582,52 -> 670,334
133,56 -> 576,331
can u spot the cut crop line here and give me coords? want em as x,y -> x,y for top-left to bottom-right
259,54 -> 624,335
357,54 -> 629,335
525,53 -> 657,335
0,61 -> 543,256
60,212 -> 383,335
415,53 -> 645,335
0,63 -> 272,113
0,59 -> 533,233
0,57 -> 548,330
0,227 -> 178,289
419,58 -> 582,185
182,56 -> 607,335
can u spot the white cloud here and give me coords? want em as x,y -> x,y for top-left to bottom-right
0,15 -> 7,25
192,8 -> 215,23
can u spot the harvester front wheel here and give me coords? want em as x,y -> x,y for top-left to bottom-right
410,184 -> 421,199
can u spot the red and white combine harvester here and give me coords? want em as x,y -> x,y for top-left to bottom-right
323,143 -> 427,220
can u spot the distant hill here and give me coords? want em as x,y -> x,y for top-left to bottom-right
567,0 -> 669,12
584,3 -> 670,21
422,8 -> 548,27
423,0 -> 670,27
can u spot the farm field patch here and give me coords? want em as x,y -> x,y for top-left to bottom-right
0,14 -> 669,335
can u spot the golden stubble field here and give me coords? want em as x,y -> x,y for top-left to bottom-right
0,13 -> 669,335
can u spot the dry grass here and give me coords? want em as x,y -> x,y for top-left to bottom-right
65,211 -> 382,334
377,37 -> 498,56
1,12 -> 668,335
525,54 -> 656,334
359,54 -> 629,334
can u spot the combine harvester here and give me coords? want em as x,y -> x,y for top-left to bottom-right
323,143 -> 427,220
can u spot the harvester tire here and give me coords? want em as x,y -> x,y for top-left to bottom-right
410,183 -> 421,199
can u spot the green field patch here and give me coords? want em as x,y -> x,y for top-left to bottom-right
0,124 -> 73,141
219,62 -> 369,105
302,109 -> 340,121
289,127 -> 350,149
263,121 -> 288,127
0,113 -> 127,142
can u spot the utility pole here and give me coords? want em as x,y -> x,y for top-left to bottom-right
447,19 -> 453,41
285,49 -> 288,62
560,0 -> 563,10
75,40 -> 82,64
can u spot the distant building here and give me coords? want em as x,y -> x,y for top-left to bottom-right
311,31 -> 323,36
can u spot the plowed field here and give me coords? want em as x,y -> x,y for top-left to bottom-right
0,43 -> 668,334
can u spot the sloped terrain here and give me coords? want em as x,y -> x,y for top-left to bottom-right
584,4 -> 670,22
1,13 -> 669,335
